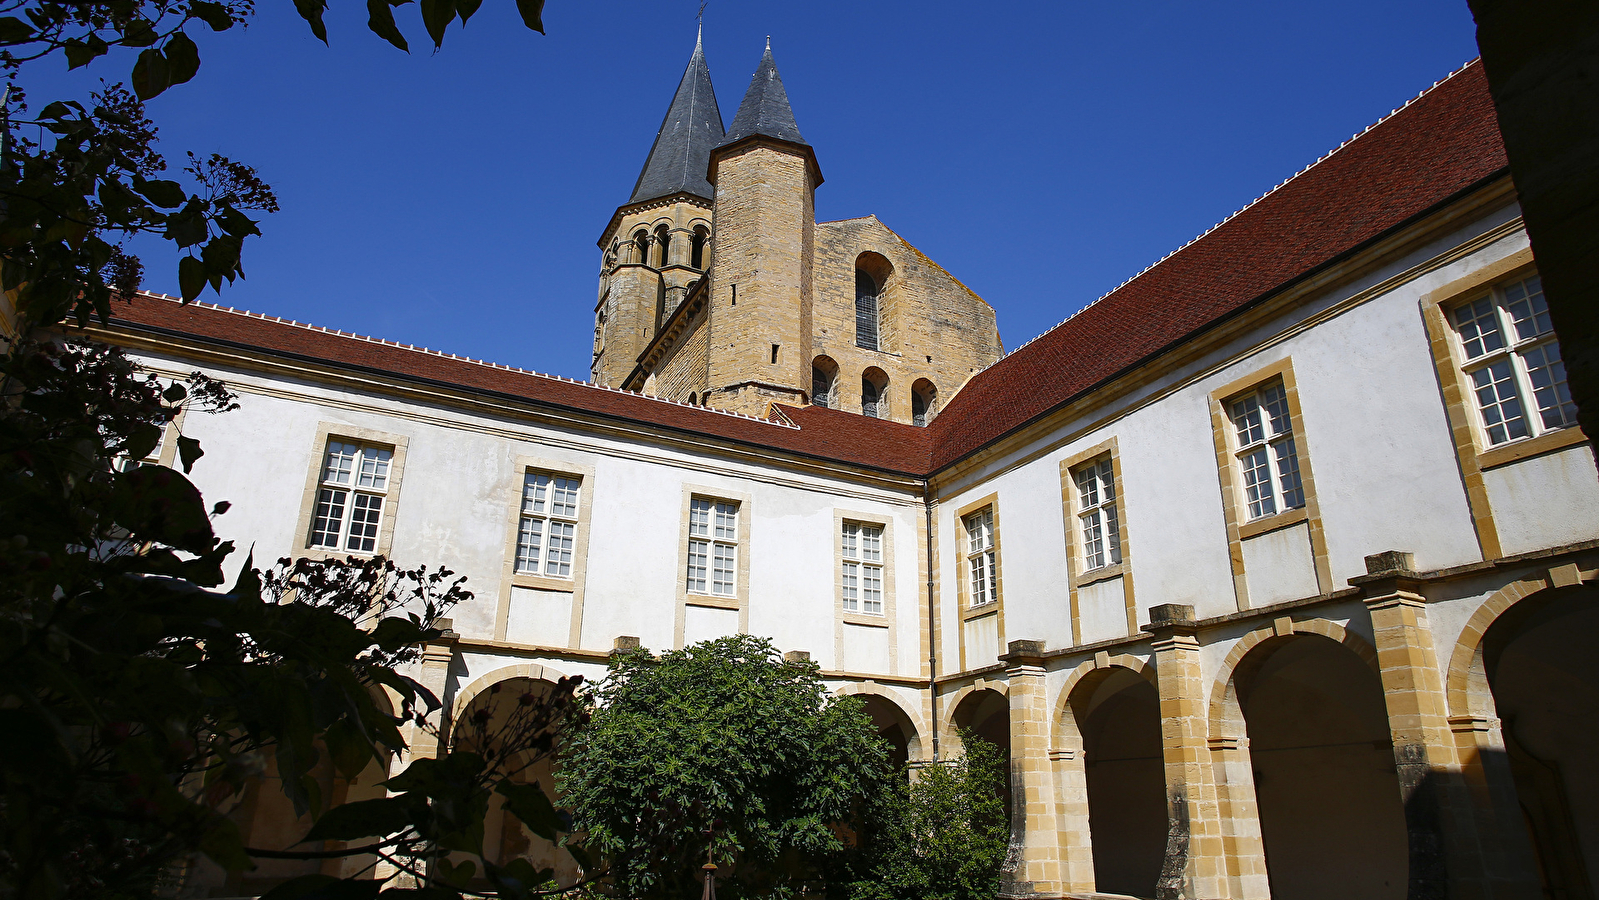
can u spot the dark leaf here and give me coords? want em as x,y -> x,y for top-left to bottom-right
136,178 -> 188,208
179,254 -> 206,300
419,0 -> 453,47
0,16 -> 34,43
293,0 -> 329,43
302,797 -> 411,842
163,381 -> 189,403
124,422 -> 163,461
455,0 -> 482,24
122,19 -> 160,46
198,816 -> 252,871
110,464 -> 217,554
322,716 -> 375,780
131,47 -> 170,100
164,32 -> 201,86
365,0 -> 408,51
369,616 -> 428,651
514,0 -> 544,33
177,434 -> 203,473
189,0 -> 235,30
63,37 -> 109,69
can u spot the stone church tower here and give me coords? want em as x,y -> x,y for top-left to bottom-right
594,35 -> 1003,424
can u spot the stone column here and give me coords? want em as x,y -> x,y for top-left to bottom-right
1142,604 -> 1228,900
999,639 -> 1065,898
405,619 -> 459,763
1356,552 -> 1539,900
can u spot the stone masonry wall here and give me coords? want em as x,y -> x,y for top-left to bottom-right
652,311 -> 710,402
812,216 -> 1002,424
704,143 -> 815,416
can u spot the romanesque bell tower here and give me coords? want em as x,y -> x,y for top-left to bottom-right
701,41 -> 822,416
592,30 -> 723,389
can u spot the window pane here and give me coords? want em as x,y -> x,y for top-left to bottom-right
1230,395 -> 1265,446
1522,341 -> 1578,431
689,498 -> 711,537
311,487 -> 347,548
1240,447 -> 1276,519
346,493 -> 383,553
965,510 -> 993,552
1098,459 -> 1116,501
842,521 -> 859,560
550,476 -> 580,519
356,446 -> 392,490
687,539 -> 708,593
969,553 -> 988,606
523,473 -> 549,515
1469,359 -> 1529,445
1273,437 -> 1305,510
515,516 -> 544,574
1080,509 -> 1105,570
1261,384 -> 1292,437
986,550 -> 997,604
842,561 -> 859,610
1106,501 -> 1122,565
712,542 -> 736,595
861,525 -> 882,562
1075,466 -> 1100,507
1452,297 -> 1505,360
714,502 -> 737,539
863,565 -> 883,615
545,520 -> 575,577
1503,276 -> 1551,341
323,441 -> 357,485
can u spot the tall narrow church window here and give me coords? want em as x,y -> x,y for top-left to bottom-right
691,226 -> 708,269
855,270 -> 880,351
812,356 -> 838,408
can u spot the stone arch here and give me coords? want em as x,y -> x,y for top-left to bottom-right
630,229 -> 650,266
854,252 -> 893,352
911,378 -> 938,427
834,682 -> 928,764
652,224 -> 672,267
1052,656 -> 1163,896
1207,617 -> 1378,738
1445,574 -> 1550,720
939,677 -> 1008,753
450,661 -> 570,725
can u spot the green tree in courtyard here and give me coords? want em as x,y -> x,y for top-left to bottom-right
558,635 -> 894,900
848,735 -> 1008,900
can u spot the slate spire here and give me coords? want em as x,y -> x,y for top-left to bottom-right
718,39 -> 807,148
629,27 -> 725,204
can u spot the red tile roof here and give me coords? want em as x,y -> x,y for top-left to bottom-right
105,60 -> 1506,479
927,60 -> 1507,470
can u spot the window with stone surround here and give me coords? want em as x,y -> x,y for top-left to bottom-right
964,507 -> 997,607
687,497 -> 739,596
841,520 -> 884,615
855,269 -> 880,351
515,472 -> 582,578
309,439 -> 393,554
1072,456 -> 1122,570
1448,274 -> 1576,447
1226,380 -> 1305,521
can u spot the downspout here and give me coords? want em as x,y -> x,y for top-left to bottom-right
923,477 -> 939,761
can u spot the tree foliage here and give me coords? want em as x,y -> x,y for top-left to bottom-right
558,635 -> 893,900
847,735 -> 1008,900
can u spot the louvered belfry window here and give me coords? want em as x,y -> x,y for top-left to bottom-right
855,270 -> 879,351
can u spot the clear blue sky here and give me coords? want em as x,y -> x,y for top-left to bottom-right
27,1 -> 1482,380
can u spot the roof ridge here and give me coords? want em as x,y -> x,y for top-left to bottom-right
978,57 -> 1485,371
130,292 -> 799,430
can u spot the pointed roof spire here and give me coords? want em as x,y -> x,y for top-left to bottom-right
718,39 -> 807,148
628,34 -> 726,204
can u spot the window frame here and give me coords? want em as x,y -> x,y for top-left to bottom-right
953,493 -> 1004,671
1446,273 -> 1576,450
833,509 -> 898,675
1224,380 -> 1306,523
495,456 -> 596,647
293,424 -> 409,562
1207,358 -> 1331,610
674,486 -> 753,648
1059,439 -> 1139,644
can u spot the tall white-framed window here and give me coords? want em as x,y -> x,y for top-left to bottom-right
964,507 -> 997,607
1449,274 -> 1576,447
841,521 -> 884,615
687,497 -> 739,596
515,472 -> 582,578
1073,457 -> 1122,571
1228,380 -> 1304,521
310,440 -> 393,553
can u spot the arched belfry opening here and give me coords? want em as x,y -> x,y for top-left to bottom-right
691,225 -> 709,270
911,379 -> 937,427
633,229 -> 650,267
861,367 -> 889,419
1477,583 -> 1599,897
653,225 -> 672,267
1227,633 -> 1408,900
811,355 -> 838,408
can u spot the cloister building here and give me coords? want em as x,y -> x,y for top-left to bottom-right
89,39 -> 1598,900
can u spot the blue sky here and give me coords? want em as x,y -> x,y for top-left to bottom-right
26,1 -> 1481,380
